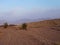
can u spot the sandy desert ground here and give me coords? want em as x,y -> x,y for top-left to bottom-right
0,19 -> 60,45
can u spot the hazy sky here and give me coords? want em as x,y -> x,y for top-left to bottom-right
0,0 -> 60,11
0,0 -> 60,22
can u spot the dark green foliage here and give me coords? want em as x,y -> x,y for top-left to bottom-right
4,22 -> 8,28
22,23 -> 27,30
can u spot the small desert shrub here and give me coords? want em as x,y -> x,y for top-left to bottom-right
22,23 -> 27,30
4,22 -> 8,28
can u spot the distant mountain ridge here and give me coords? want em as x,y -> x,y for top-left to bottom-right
0,18 -> 60,25
0,9 -> 60,24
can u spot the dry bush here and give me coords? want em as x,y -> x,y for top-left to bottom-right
4,22 -> 8,28
21,23 -> 27,30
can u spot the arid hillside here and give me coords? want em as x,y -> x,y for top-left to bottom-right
28,19 -> 60,28
0,19 -> 60,45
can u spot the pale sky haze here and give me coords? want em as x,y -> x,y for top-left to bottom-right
0,0 -> 60,24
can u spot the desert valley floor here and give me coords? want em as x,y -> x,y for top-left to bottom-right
0,19 -> 60,45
